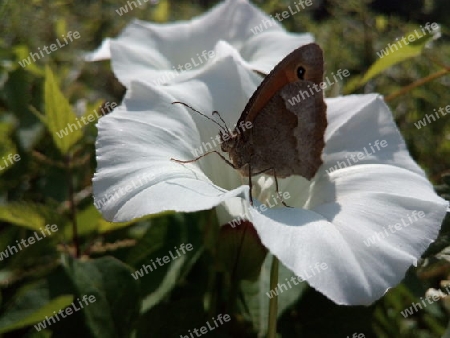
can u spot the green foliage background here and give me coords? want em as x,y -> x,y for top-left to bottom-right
0,0 -> 449,337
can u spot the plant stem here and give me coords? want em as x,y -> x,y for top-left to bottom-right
66,154 -> 79,258
385,68 -> 449,102
268,255 -> 279,338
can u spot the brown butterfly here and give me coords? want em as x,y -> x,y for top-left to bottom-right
173,43 -> 327,205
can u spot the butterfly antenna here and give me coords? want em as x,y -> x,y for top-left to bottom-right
212,110 -> 230,133
172,101 -> 228,134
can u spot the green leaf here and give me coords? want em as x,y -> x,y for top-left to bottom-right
0,122 -> 18,175
44,66 -> 83,154
13,45 -> 44,76
152,0 -> 170,22
0,202 -> 61,232
124,219 -> 168,267
54,18 -> 67,39
140,247 -> 203,313
126,214 -> 203,313
61,204 -> 152,238
216,222 -> 267,281
360,27 -> 438,85
0,280 -> 73,334
62,205 -> 102,239
62,256 -> 141,338
134,298 -> 226,338
98,210 -> 174,233
0,295 -> 73,333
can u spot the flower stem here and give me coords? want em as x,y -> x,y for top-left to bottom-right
228,222 -> 250,314
268,255 -> 279,338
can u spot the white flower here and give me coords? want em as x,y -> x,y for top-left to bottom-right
86,0 -> 313,87
93,47 -> 448,305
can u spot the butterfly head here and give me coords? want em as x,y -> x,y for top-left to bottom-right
219,129 -> 239,153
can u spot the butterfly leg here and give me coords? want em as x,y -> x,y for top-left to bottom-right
248,160 -> 253,206
171,151 -> 238,169
172,152 -> 258,206
250,167 -> 291,208
271,169 -> 291,208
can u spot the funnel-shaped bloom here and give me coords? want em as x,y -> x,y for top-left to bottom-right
93,46 -> 448,305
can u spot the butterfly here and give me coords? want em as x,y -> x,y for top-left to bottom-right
173,43 -> 327,205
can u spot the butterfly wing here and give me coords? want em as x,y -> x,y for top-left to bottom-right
279,81 -> 327,179
237,43 -> 324,126
242,80 -> 326,179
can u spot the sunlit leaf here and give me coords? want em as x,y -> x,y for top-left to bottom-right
44,66 -> 83,154
13,45 -> 43,76
360,26 -> 439,85
0,202 -> 61,232
98,210 -> 174,233
152,0 -> 169,22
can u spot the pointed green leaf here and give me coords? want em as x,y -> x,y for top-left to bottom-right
61,205 -> 150,239
62,205 -> 102,239
0,295 -> 73,334
0,202 -> 61,232
126,214 -> 203,313
62,256 -> 141,338
360,26 -> 439,85
0,280 -> 73,334
44,66 -> 82,154
13,45 -> 44,76
0,122 -> 17,175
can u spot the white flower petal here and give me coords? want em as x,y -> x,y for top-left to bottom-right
87,0 -> 313,86
252,93 -> 426,209
323,94 -> 424,176
241,31 -> 314,74
250,164 -> 448,305
85,38 -> 111,61
93,86 -> 248,221
93,53 -> 264,222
